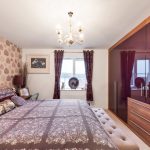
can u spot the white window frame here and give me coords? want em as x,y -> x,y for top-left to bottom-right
131,59 -> 150,88
61,58 -> 86,90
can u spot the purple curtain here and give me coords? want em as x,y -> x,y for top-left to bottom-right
83,50 -> 94,101
121,51 -> 135,102
53,50 -> 64,99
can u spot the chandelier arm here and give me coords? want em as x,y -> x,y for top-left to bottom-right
69,14 -> 72,34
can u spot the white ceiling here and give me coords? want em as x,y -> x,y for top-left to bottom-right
0,0 -> 149,49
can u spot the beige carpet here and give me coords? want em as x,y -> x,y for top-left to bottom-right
106,110 -> 150,150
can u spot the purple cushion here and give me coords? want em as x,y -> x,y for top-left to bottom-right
11,96 -> 26,106
0,88 -> 15,102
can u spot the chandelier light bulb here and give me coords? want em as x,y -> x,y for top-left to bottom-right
56,24 -> 62,30
79,33 -> 84,40
58,38 -> 63,44
77,22 -> 82,27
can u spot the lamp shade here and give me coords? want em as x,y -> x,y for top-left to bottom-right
13,75 -> 23,87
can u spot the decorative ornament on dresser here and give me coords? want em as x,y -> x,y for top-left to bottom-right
56,11 -> 84,46
69,77 -> 79,89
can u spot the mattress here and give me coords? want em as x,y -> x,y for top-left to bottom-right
0,99 -> 118,150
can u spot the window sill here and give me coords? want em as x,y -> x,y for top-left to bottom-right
61,89 -> 86,91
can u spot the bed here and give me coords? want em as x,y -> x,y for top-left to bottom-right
0,88 -> 117,150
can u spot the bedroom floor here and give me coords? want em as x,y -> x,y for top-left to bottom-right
106,110 -> 150,150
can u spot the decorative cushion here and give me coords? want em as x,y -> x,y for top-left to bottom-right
11,95 -> 26,106
0,88 -> 15,102
0,105 -> 5,115
0,99 -> 15,112
135,77 -> 145,88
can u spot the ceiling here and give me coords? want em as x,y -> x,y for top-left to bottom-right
0,0 -> 149,49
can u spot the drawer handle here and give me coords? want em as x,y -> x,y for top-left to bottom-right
141,83 -> 143,96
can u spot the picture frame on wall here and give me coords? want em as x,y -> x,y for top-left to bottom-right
26,54 -> 50,74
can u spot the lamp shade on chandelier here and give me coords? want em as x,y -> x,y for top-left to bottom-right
56,12 -> 84,46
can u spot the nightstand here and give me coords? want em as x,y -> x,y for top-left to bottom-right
20,93 -> 39,100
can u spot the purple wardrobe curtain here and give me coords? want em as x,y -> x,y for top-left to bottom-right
53,50 -> 64,99
83,50 -> 94,101
121,51 -> 135,102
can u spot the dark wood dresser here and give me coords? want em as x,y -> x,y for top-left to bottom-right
128,98 -> 150,146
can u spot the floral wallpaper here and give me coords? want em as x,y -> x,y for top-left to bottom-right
0,38 -> 22,88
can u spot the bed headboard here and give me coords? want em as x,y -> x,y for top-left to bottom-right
0,88 -> 15,102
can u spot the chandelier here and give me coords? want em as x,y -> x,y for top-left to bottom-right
56,11 -> 84,46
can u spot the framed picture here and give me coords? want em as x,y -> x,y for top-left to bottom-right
19,88 -> 30,97
27,54 -> 50,73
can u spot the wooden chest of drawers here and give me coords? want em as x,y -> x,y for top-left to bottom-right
128,98 -> 150,146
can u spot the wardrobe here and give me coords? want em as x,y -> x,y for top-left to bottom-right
109,22 -> 150,122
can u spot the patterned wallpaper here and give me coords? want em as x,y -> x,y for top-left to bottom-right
0,38 -> 22,88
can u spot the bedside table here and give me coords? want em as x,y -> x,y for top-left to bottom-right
20,93 -> 39,100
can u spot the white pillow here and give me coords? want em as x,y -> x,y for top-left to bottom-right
0,99 -> 15,112
0,105 -> 5,115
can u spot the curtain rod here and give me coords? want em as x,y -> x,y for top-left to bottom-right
53,51 -> 83,53
121,51 -> 150,54
136,51 -> 150,54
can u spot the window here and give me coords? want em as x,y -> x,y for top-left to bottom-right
137,60 -> 149,77
131,59 -> 150,87
61,58 -> 86,90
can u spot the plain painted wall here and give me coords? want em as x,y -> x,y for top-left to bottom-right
22,49 -> 108,108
